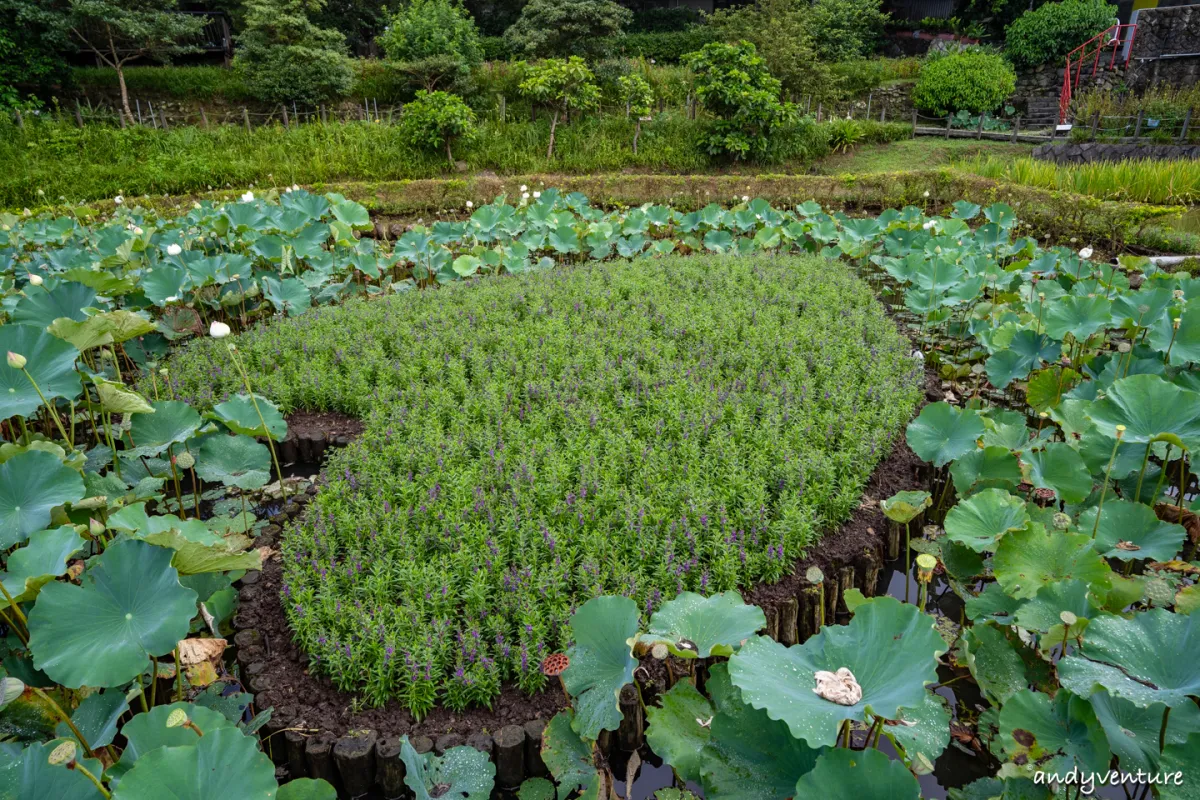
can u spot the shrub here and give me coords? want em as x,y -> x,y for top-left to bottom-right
911,51 -> 1015,116
629,6 -> 701,32
377,0 -> 483,91
1005,0 -> 1117,70
616,30 -> 716,63
234,0 -> 354,105
479,36 -> 513,61
399,90 -> 477,164
0,0 -> 72,109
707,0 -> 833,100
503,0 -> 632,60
168,253 -> 920,710
517,56 -> 601,159
808,0 -> 889,61
684,41 -> 797,161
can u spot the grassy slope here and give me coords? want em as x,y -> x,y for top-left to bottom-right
810,138 -> 1036,175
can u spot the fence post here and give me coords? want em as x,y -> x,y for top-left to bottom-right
499,95 -> 505,123
282,104 -> 290,128
136,99 -> 143,125
880,105 -> 886,123
148,101 -> 159,129
199,105 -> 209,128
976,113 -> 985,140
1180,108 -> 1192,143
1011,115 -> 1021,142
373,98 -> 379,120
243,107 -> 251,134
160,106 -> 169,131
816,102 -> 822,122
14,109 -> 22,129
910,108 -> 917,137
74,99 -> 84,128
1090,111 -> 1099,140
1133,109 -> 1144,141
865,92 -> 872,120
319,105 -> 326,124
945,114 -> 952,139
362,98 -> 369,121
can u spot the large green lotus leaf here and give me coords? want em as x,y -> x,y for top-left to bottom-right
644,680 -> 712,785
210,393 -> 287,441
128,401 -> 202,457
1159,733 -> 1200,800
1021,443 -> 1092,504
951,446 -> 1022,497
97,310 -> 157,344
881,689 -> 951,767
27,540 -> 198,688
1043,295 -> 1112,342
1076,426 -> 1148,481
0,450 -> 85,548
155,535 -> 263,576
948,777 -> 1052,799
517,778 -> 555,800
0,739 -> 105,800
0,324 -> 81,420
112,726 -> 275,800
793,747 -> 920,800
944,488 -> 1029,553
1154,304 -> 1200,367
1059,610 -> 1200,708
1086,374 -> 1200,452
996,689 -> 1110,777
94,378 -> 154,415
399,735 -> 496,800
0,525 -> 84,605
541,711 -> 600,800
12,282 -> 96,328
563,596 -> 638,741
196,434 -> 271,491
635,591 -> 765,659
1078,500 -> 1186,562
113,702 -> 237,780
880,490 -> 931,524
55,689 -> 128,749
964,582 -> 1024,624
993,524 -> 1112,601
277,779 -> 339,800
981,409 -> 1033,451
1090,689 -> 1200,774
1012,580 -> 1101,634
727,596 -> 945,748
700,664 -> 823,800
906,403 -> 985,467
108,502 -> 224,547
960,622 -> 1049,707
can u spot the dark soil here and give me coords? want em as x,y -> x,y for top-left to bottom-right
285,410 -> 365,441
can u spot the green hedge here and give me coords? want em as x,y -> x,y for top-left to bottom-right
911,51 -> 1015,116
1005,0 -> 1117,69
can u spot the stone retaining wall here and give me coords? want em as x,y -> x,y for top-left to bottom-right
1032,142 -> 1200,164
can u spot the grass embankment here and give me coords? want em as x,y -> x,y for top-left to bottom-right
962,155 -> 1200,207
810,139 -> 1035,175
165,253 -> 922,709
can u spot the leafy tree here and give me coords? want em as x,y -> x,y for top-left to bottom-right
377,0 -> 482,91
66,0 -> 208,123
911,50 -> 1016,116
683,41 -> 796,162
400,89 -> 477,165
234,0 -> 354,105
1005,0 -> 1117,69
707,0 -> 835,102
617,73 -> 652,154
517,56 -> 600,159
0,0 -> 72,109
462,0 -> 526,37
806,0 -> 889,61
312,0 -> 390,54
504,0 -> 631,60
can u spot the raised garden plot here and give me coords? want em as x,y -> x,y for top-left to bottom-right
168,253 -> 923,712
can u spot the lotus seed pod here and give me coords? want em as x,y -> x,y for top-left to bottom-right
805,566 -> 824,585
915,554 -> 937,584
1117,342 -> 1131,353
1060,611 -> 1077,626
48,740 -> 76,765
651,642 -> 669,660
1115,425 -> 1126,439
176,451 -> 195,470
1052,512 -> 1071,531
166,708 -> 189,728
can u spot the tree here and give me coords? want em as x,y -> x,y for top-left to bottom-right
504,0 -> 631,60
617,73 -> 652,154
683,41 -> 796,162
67,0 -> 207,123
517,56 -> 600,159
0,0 -> 72,109
1005,0 -> 1117,70
377,0 -> 483,92
807,0 -> 889,61
234,0 -> 354,105
400,90 -> 477,165
707,0 -> 835,102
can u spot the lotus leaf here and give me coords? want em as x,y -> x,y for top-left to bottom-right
944,488 -> 1029,552
128,400 -> 201,457
0,525 -> 85,606
562,596 -> 638,741
0,450 -> 85,548
996,689 -> 1110,777
644,680 -> 712,785
0,324 -> 81,419
112,726 -> 275,800
1090,689 -> 1200,774
0,739 -> 105,799
793,747 -> 920,799
1158,733 -> 1200,800
399,735 -> 496,800
1078,500 -> 1186,561
906,403 -> 985,467
54,689 -> 128,749
635,591 -> 765,659
951,446 -> 1022,497
277,779 -> 339,800
881,689 -> 951,767
210,393 -> 287,441
196,434 -> 271,491
993,525 -> 1111,601
880,490 -> 932,524
1086,374 -> 1200,452
540,711 -> 600,800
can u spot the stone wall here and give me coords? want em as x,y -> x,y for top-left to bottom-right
1127,5 -> 1200,91
1032,142 -> 1200,164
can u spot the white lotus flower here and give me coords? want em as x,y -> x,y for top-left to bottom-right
741,195 -> 749,202
132,226 -> 143,236
292,184 -> 300,192
241,191 -> 255,203
922,191 -> 930,198
922,220 -> 936,230
27,273 -> 43,286
466,200 -> 474,208
209,321 -> 231,339
1078,246 -> 1094,259
114,195 -> 124,205
166,243 -> 182,256
520,185 -> 528,192
522,192 -> 530,200
532,191 -> 541,199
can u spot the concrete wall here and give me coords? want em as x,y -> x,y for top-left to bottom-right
1127,4 -> 1200,90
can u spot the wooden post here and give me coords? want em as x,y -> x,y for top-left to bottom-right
865,91 -> 872,120
976,113 -> 985,139
911,108 -> 917,137
1011,114 -> 1021,142
333,731 -> 377,798
14,109 -> 22,129
880,105 -> 886,123
1180,108 -> 1192,142
523,720 -> 548,778
282,104 -> 290,128
816,102 -> 822,122
945,114 -> 952,139
363,97 -> 369,121
777,597 -> 799,646
616,684 -> 644,751
1134,108 -> 1144,140
319,105 -> 326,124
499,94 -> 506,123
199,105 -> 209,128
373,98 -> 379,120
1090,111 -> 1100,140
243,107 -> 252,134
160,106 -> 169,131
74,99 -> 84,127
136,99 -> 143,125
493,726 -> 526,790
375,737 -> 406,799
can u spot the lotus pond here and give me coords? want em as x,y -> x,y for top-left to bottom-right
0,188 -> 1198,799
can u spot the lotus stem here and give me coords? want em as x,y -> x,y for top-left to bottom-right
31,686 -> 96,759
103,412 -> 121,481
0,605 -> 28,645
1160,706 -> 1171,754
174,647 -> 183,702
226,346 -> 288,500
1152,446 -> 1173,506
904,521 -> 911,604
70,760 -> 111,799
1164,317 -> 1181,364
1134,442 -> 1153,504
1092,426 -> 1124,538
0,580 -> 28,629
1179,452 -> 1189,518
149,656 -> 158,707
19,367 -> 72,444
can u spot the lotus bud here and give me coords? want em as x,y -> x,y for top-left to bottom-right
99,348 -> 113,361
466,200 -> 474,208
166,243 -> 182,256
159,368 -> 169,377
519,185 -> 528,192
6,351 -> 26,369
47,740 -> 76,766
27,273 -> 43,287
176,451 -> 195,470
915,554 -> 937,584
114,195 -> 124,205
923,191 -> 930,198
132,226 -> 143,236
165,708 -> 189,728
1052,512 -> 1071,531
1174,290 -> 1185,299
1078,246 -> 1093,259
209,321 -> 231,339
241,191 -> 255,203
89,518 -> 105,538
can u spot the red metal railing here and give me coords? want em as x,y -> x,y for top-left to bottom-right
1059,24 -> 1137,124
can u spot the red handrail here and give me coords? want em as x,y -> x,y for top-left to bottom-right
1059,24 -> 1137,124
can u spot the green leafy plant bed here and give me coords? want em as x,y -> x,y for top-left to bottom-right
168,253 -> 923,712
